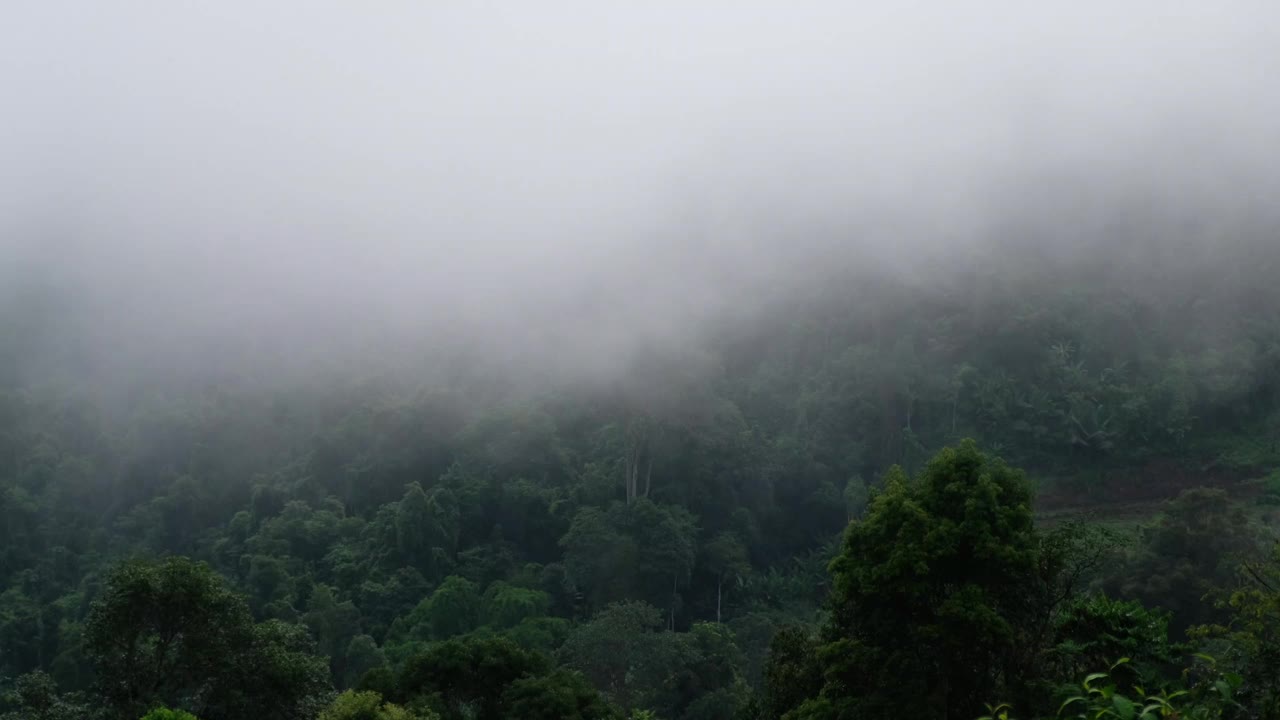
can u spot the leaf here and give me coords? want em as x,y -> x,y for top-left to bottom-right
1111,694 -> 1136,720
979,702 -> 1014,720
1058,696 -> 1085,716
1083,672 -> 1109,689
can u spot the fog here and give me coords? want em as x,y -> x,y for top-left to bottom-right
3,1 -> 1279,388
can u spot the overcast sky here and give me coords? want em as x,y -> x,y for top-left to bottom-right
3,1 -> 1279,383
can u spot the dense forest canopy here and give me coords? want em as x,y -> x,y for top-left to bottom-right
5,2 -> 1280,719
3,235 -> 1279,719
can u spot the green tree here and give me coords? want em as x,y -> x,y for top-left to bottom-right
795,440 -> 1040,720
203,618 -> 332,720
395,484 -> 457,581
982,657 -> 1243,720
703,533 -> 750,624
0,671 -> 91,720
245,554 -> 290,612
758,627 -> 822,720
842,476 -> 868,522
501,670 -> 622,720
425,576 -> 481,639
560,506 -> 638,609
559,601 -> 691,712
318,690 -> 438,720
1049,595 -> 1178,694
304,584 -> 362,679
83,557 -> 331,720
1111,487 -> 1261,634
483,581 -> 551,629
667,622 -> 749,720
342,635 -> 388,690
385,575 -> 482,654
1193,543 -> 1280,719
139,709 -> 200,720
396,635 -> 547,720
84,557 -> 253,718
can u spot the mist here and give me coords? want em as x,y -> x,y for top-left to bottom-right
3,1 -> 1280,389
8,7 -> 1280,712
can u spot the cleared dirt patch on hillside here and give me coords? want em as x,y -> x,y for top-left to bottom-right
1035,459 -> 1262,513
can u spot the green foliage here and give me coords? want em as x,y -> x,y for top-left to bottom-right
1108,488 -> 1262,633
423,575 -> 481,639
502,670 -> 622,720
305,584 -> 363,678
385,575 -> 482,654
0,671 -> 92,720
82,557 -> 331,720
1050,595 -> 1180,692
557,601 -> 748,719
318,690 -> 437,720
83,557 -> 254,717
758,626 -> 822,720
139,709 -> 200,720
560,499 -> 698,615
4,241 -> 1280,719
1191,543 -> 1280,719
504,615 -> 571,654
394,483 -> 458,581
981,657 -> 1243,720
206,618 -> 332,720
396,635 -> 548,719
342,634 -> 388,689
558,601 -> 672,711
842,476 -> 869,521
668,623 -> 751,720
797,441 -> 1041,720
483,581 -> 551,629
354,667 -> 398,700
703,533 -> 750,622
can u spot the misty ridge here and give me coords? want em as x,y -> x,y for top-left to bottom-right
2,1 -> 1278,395
7,4 -> 1280,720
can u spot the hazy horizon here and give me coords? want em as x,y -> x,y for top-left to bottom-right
4,1 -> 1280,390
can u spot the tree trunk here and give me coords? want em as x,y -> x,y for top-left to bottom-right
642,454 -> 652,498
624,436 -> 638,504
716,578 -> 722,624
624,419 -> 650,504
951,394 -> 958,435
35,611 -> 45,668
671,571 -> 678,630
626,460 -> 635,504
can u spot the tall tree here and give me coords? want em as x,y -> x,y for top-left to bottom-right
84,557 -> 253,718
793,440 -> 1040,720
83,557 -> 330,720
703,533 -> 749,624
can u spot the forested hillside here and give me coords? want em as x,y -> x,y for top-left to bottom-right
3,238 -> 1279,719
6,2 -> 1280,717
